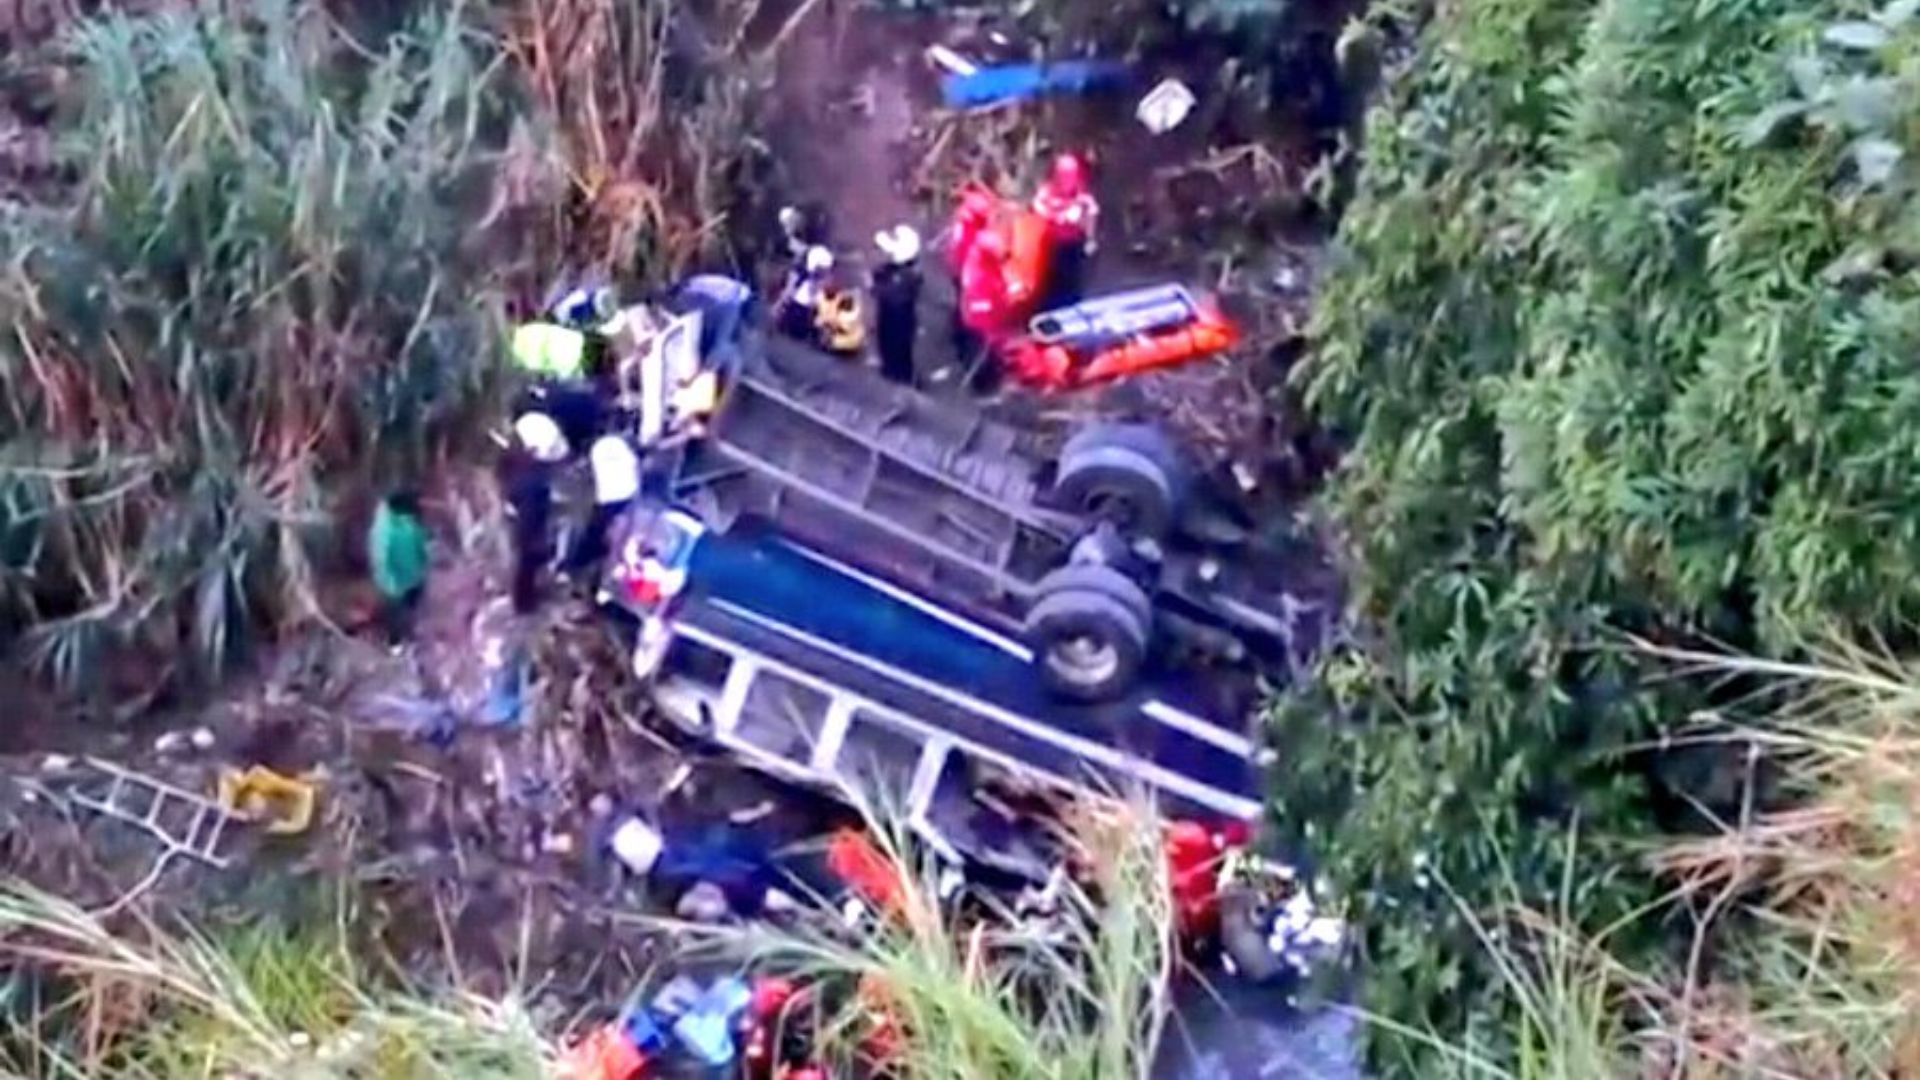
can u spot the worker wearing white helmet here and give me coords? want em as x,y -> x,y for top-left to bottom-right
777,244 -> 835,345
871,225 -> 924,384
504,411 -> 567,613
512,412 -> 569,463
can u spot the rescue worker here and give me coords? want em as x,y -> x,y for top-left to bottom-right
777,203 -> 829,261
871,225 -> 923,385
674,272 -> 755,360
509,318 -> 599,383
548,282 -> 616,329
777,245 -> 834,345
367,490 -> 429,646
509,295 -> 615,452
814,277 -> 868,358
504,411 -> 568,614
958,229 -> 1012,391
1032,151 -> 1099,311
568,432 -> 642,574
946,185 -> 997,279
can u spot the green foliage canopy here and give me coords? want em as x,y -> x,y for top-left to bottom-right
1280,0 -> 1920,1065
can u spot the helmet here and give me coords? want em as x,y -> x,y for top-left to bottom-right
512,411 -> 569,462
874,224 -> 922,265
1049,152 -> 1088,195
803,245 -> 835,275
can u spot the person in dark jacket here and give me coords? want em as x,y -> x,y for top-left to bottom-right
503,412 -> 567,614
871,225 -> 923,385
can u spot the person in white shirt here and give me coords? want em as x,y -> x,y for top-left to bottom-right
567,433 -> 643,574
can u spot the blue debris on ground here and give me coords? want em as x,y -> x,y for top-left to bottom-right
941,60 -> 1128,108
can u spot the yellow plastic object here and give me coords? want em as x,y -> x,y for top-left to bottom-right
673,370 -> 721,419
815,289 -> 867,354
217,766 -> 318,835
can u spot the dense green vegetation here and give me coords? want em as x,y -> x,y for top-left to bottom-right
0,0 -> 520,686
1284,0 -> 1920,1067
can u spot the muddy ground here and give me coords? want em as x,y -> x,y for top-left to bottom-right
0,0 -> 1354,1063
762,5 -> 1338,499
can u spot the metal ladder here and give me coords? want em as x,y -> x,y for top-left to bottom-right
67,757 -> 237,870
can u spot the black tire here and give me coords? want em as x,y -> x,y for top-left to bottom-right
1032,563 -> 1153,627
1054,424 -> 1188,539
1024,586 -> 1149,702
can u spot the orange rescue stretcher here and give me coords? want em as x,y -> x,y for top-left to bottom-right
998,283 -> 1239,391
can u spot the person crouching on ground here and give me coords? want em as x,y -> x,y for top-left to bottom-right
368,490 -> 429,647
871,224 -> 923,385
777,245 -> 834,346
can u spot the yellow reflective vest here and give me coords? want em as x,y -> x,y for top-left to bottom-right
511,322 -> 590,380
815,290 -> 867,354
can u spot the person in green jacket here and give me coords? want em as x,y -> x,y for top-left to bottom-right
369,491 -> 430,645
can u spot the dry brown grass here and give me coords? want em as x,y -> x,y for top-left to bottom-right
1633,640 -> 1920,1077
501,0 -> 768,281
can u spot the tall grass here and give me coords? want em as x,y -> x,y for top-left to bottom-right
1367,827 -> 1653,1080
502,0 -> 768,280
1636,638 -> 1920,1076
664,803 -> 1178,1079
0,883 -> 552,1078
0,0 -> 526,687
1397,639 -> 1920,1077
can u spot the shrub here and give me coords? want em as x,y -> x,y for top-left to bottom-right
1284,0 -> 1920,1068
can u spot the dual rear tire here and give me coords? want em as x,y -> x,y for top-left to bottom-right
1024,564 -> 1152,702
1026,424 -> 1188,702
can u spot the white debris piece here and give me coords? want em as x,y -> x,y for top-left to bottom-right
677,881 -> 732,922
611,816 -> 664,875
937,864 -> 967,901
927,45 -> 980,77
189,727 -> 216,750
1137,78 -> 1197,134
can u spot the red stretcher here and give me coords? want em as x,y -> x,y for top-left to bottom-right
998,284 -> 1239,391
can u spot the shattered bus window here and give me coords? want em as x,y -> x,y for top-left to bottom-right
924,750 -> 1070,883
837,712 -> 922,806
736,671 -> 829,761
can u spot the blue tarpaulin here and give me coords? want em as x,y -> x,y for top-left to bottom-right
941,60 -> 1128,108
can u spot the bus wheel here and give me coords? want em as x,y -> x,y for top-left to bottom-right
1025,566 -> 1150,702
